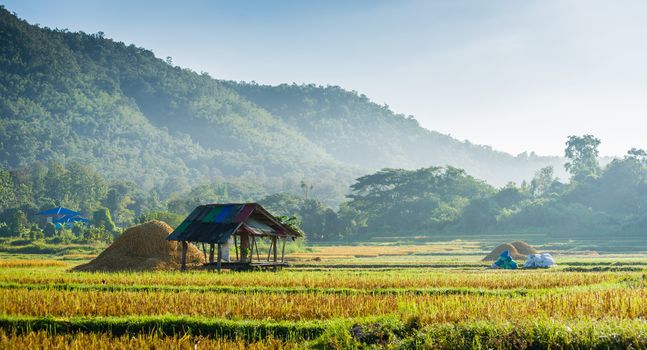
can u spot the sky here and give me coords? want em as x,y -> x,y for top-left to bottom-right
4,0 -> 647,157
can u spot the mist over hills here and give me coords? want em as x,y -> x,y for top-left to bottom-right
0,7 -> 565,203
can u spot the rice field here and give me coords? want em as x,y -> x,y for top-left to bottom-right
0,251 -> 645,349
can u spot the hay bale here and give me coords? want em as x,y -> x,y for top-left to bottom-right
73,220 -> 204,272
482,243 -> 525,261
510,240 -> 538,255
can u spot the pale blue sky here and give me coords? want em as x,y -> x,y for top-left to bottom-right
4,0 -> 647,156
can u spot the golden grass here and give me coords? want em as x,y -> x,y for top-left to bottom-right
1,288 -> 644,322
63,254 -> 98,260
0,269 -> 623,290
0,260 -> 68,268
288,242 -> 481,260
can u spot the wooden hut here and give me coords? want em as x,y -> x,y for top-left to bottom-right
166,203 -> 302,271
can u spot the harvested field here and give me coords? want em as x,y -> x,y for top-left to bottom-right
1,248 -> 645,349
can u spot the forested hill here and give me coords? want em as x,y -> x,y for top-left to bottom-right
224,82 -> 566,183
1,7 -> 563,203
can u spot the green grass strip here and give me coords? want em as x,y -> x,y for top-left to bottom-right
0,315 -> 326,341
2,315 -> 645,348
0,281 -> 530,297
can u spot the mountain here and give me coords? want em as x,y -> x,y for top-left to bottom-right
224,82 -> 567,183
0,7 -> 564,204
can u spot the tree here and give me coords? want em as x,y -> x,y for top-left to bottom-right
0,166 -> 15,208
564,135 -> 601,181
627,148 -> 647,166
530,166 -> 555,197
8,210 -> 28,237
92,207 -> 116,232
43,222 -> 57,237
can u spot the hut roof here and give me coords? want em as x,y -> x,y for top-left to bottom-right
36,206 -> 79,216
166,203 -> 302,244
53,214 -> 89,224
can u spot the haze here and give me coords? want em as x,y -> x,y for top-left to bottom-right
6,0 -> 647,157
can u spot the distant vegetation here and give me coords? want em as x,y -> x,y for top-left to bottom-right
1,133 -> 645,249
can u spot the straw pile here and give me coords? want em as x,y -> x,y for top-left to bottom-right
510,240 -> 538,255
73,220 -> 204,272
482,243 -> 525,261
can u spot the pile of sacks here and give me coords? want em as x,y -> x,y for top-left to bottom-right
523,253 -> 556,269
490,250 -> 518,269
489,250 -> 557,270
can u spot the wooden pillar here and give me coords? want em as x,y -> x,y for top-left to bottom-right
273,236 -> 278,262
253,236 -> 260,261
208,243 -> 215,268
234,235 -> 239,261
180,241 -> 188,271
216,243 -> 222,273
281,237 -> 286,262
240,233 -> 250,262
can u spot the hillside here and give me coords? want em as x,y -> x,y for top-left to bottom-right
224,82 -> 567,184
1,7 -> 564,203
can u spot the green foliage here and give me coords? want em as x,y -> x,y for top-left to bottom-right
137,211 -> 185,228
91,208 -> 116,232
346,166 -> 493,236
564,134 -> 601,181
43,223 -> 56,238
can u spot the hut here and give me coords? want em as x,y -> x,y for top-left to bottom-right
36,206 -> 80,224
166,203 -> 302,271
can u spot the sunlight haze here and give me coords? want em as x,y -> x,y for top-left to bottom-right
5,0 -> 646,156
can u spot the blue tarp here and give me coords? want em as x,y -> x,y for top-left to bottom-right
37,207 -> 79,216
53,214 -> 89,224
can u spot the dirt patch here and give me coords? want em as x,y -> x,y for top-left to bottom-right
72,220 -> 204,272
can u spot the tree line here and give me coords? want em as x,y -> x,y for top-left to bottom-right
1,135 -> 645,246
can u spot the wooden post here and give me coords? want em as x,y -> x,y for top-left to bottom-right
240,233 -> 250,262
201,243 -> 207,261
234,235 -> 239,261
208,243 -> 215,268
216,243 -> 222,273
281,237 -> 286,262
180,241 -> 188,271
273,236 -> 277,262
254,237 -> 261,262
266,238 -> 273,262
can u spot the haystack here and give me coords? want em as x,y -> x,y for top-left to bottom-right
510,240 -> 538,255
73,220 -> 204,272
482,243 -> 525,261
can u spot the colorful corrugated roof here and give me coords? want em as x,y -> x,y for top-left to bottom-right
166,203 -> 301,244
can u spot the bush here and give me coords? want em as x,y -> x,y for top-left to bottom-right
92,208 -> 116,232
43,223 -> 56,237
138,211 -> 184,228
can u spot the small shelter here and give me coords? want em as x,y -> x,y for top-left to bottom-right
53,214 -> 89,228
36,207 -> 82,224
166,203 -> 302,271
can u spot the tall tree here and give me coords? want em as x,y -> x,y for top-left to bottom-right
564,135 -> 601,181
530,166 -> 555,197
